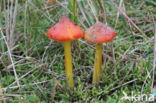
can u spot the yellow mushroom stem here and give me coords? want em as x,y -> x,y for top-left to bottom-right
64,41 -> 74,89
93,43 -> 103,84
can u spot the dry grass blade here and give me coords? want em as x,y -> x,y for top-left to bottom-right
0,94 -> 22,101
152,22 -> 156,90
99,0 -> 107,24
109,0 -> 149,40
51,80 -> 60,103
109,79 -> 137,92
0,86 -> 2,95
7,0 -> 18,48
0,28 -> 20,87
55,0 -> 73,16
6,64 -> 44,89
0,94 -> 22,97
2,80 -> 51,91
0,85 -> 3,101
86,0 -> 98,22
77,2 -> 90,26
0,84 -> 5,103
115,0 -> 123,28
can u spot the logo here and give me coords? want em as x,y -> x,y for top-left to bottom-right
119,91 -> 155,102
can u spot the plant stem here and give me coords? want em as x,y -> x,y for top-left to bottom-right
0,85 -> 5,103
64,41 -> 74,89
69,0 -> 78,23
93,43 -> 102,84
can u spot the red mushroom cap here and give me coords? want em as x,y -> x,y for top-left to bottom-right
84,22 -> 116,43
47,16 -> 83,42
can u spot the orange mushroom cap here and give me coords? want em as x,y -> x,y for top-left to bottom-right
47,16 -> 83,42
84,22 -> 116,43
46,0 -> 55,4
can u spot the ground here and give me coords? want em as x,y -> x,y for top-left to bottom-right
0,0 -> 156,102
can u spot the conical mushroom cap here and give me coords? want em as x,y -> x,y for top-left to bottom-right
84,22 -> 116,43
47,16 -> 83,41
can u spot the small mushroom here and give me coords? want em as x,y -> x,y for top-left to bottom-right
47,16 -> 83,89
84,22 -> 116,84
46,0 -> 55,4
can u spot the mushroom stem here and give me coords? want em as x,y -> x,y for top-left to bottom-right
64,41 -> 74,88
93,43 -> 103,84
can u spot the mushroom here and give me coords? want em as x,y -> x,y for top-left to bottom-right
46,0 -> 55,4
47,16 -> 83,89
84,22 -> 116,84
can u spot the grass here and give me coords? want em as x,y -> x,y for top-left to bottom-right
0,0 -> 156,102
